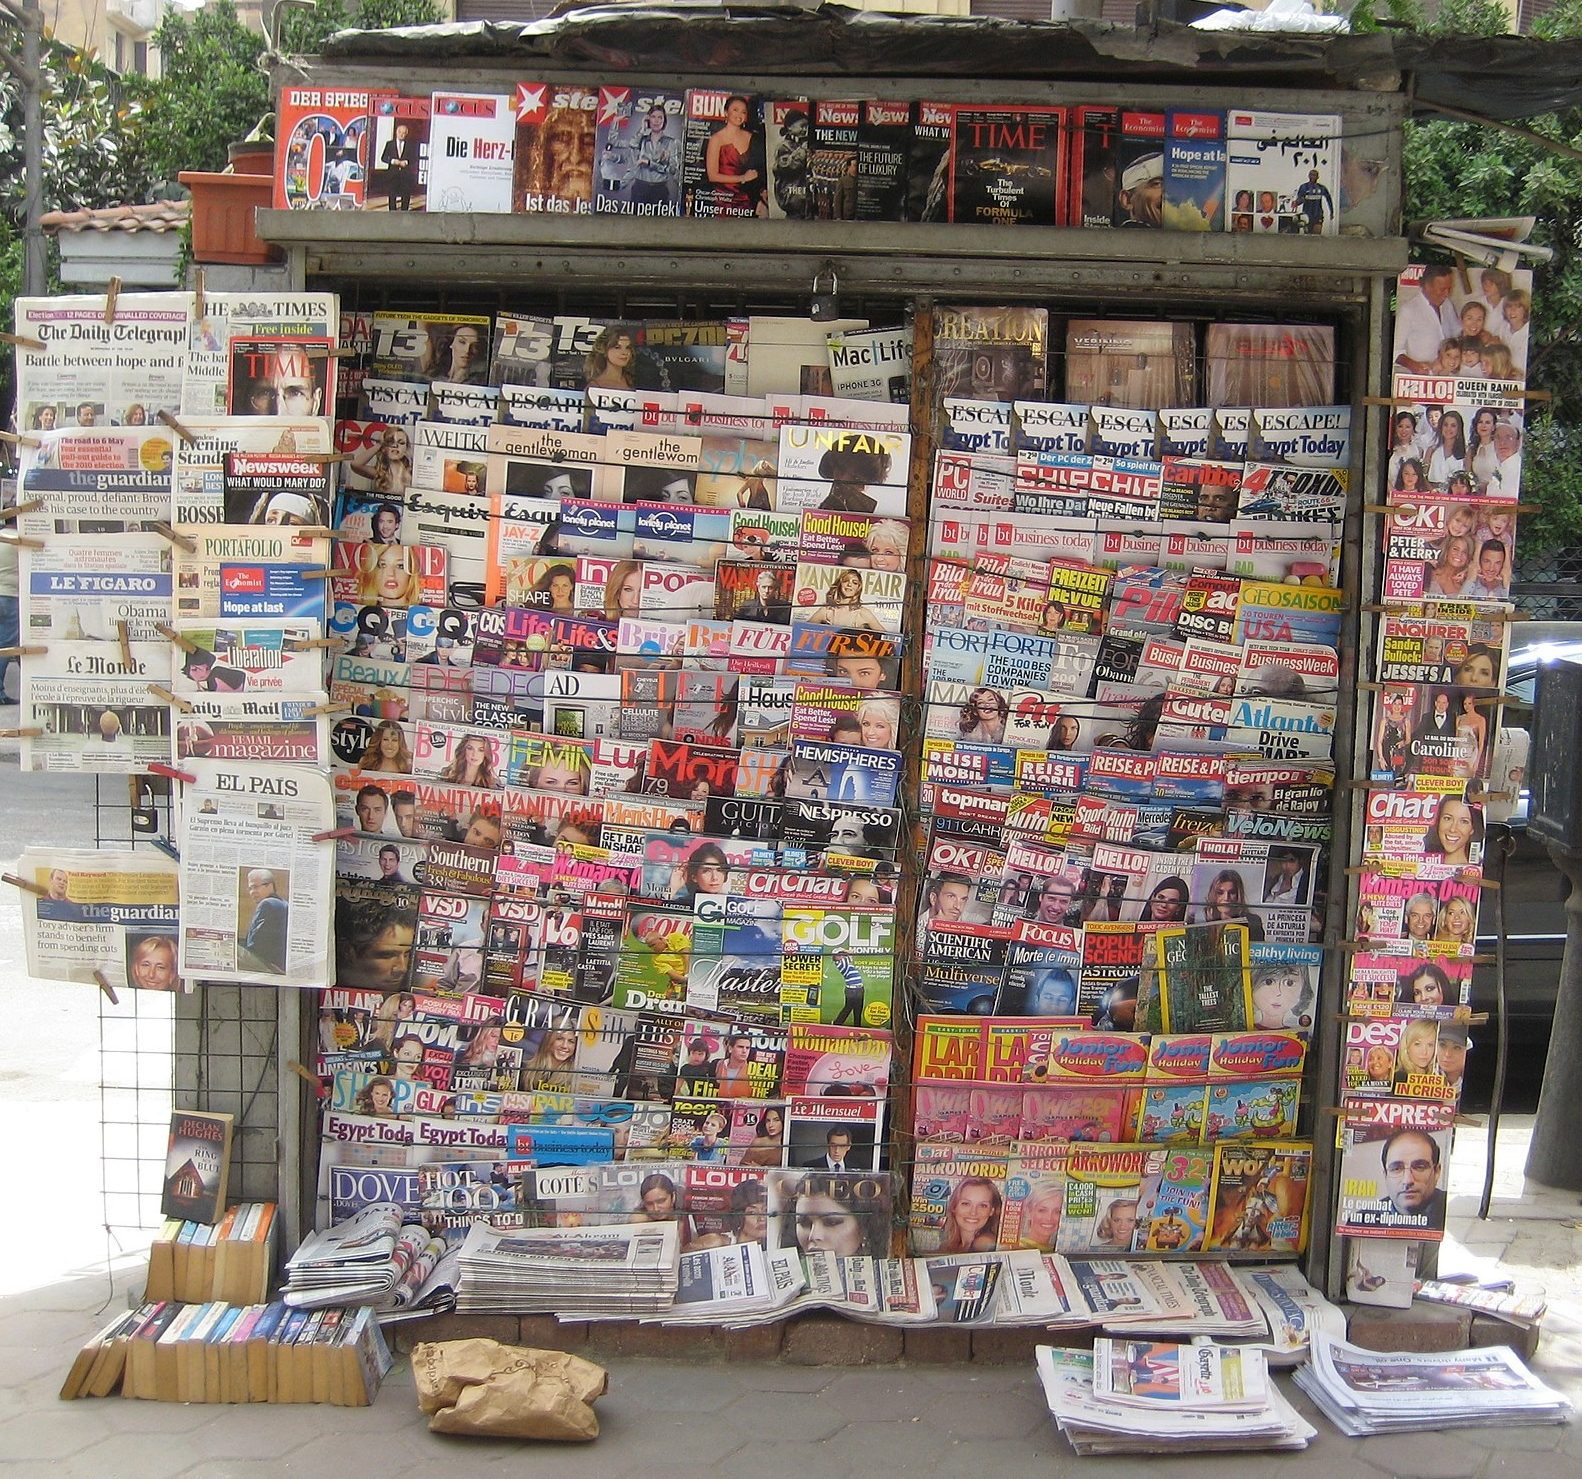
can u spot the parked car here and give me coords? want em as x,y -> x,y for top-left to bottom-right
1463,621 -> 1582,1108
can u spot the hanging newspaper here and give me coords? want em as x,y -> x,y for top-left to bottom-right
172,417 -> 336,524
14,428 -> 175,537
20,635 -> 174,774
16,847 -> 184,993
20,534 -> 171,643
13,292 -> 190,434
170,527 -> 329,620
182,293 -> 340,416
177,760 -> 335,987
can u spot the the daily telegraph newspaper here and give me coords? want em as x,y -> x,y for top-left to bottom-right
177,760 -> 335,987
16,847 -> 183,993
13,292 -> 190,433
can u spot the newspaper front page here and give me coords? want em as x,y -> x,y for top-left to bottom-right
178,760 -> 335,986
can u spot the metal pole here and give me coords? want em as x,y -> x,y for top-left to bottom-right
21,4 -> 45,297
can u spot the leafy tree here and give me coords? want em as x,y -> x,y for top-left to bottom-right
144,1 -> 268,181
1388,0 -> 1582,553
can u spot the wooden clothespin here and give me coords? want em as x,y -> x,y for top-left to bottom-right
298,568 -> 333,582
0,644 -> 44,659
150,522 -> 198,554
0,430 -> 42,450
305,346 -> 358,360
117,620 -> 134,668
0,498 -> 44,524
311,826 -> 357,843
0,531 -> 44,550
302,701 -> 350,718
147,683 -> 193,714
0,726 -> 43,739
303,452 -> 352,467
1,872 -> 48,898
156,409 -> 197,446
285,636 -> 342,652
92,969 -> 120,1005
155,623 -> 199,654
193,268 -> 205,321
103,276 -> 122,326
0,331 -> 47,352
286,1060 -> 327,1097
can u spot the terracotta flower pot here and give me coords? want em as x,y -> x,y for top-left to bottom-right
179,170 -> 282,266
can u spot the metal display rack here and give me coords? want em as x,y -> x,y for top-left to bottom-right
237,53 -> 1410,1295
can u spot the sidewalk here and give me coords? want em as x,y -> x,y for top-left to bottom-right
1,1118 -> 1578,1477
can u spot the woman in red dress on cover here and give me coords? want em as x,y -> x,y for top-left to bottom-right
706,96 -> 764,216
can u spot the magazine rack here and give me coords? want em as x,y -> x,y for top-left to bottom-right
251,45 -> 1409,1304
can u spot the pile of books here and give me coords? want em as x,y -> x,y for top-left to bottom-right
1036,1337 -> 1316,1455
146,1201 -> 277,1307
456,1220 -> 681,1317
1294,1335 -> 1571,1436
61,1300 -> 391,1405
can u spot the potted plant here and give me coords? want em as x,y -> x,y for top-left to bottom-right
181,115 -> 281,265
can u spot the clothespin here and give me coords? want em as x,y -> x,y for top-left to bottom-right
150,522 -> 198,554
0,430 -> 42,450
286,1060 -> 327,1098
117,620 -> 134,668
0,531 -> 44,550
193,268 -> 205,321
0,645 -> 45,659
147,683 -> 193,714
103,276 -> 122,326
299,568 -> 333,582
0,331 -> 47,352
302,701 -> 350,718
1,872 -> 48,898
148,761 -> 198,785
155,623 -> 199,654
284,636 -> 341,651
305,346 -> 358,360
0,727 -> 43,739
303,452 -> 352,467
311,826 -> 357,843
156,409 -> 197,446
0,499 -> 44,523
93,969 -> 120,1005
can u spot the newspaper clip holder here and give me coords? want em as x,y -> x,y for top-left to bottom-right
0,498 -> 45,523
150,522 -> 198,554
286,1059 -> 327,1098
147,761 -> 198,785
0,430 -> 42,450
92,970 -> 120,1005
148,683 -> 194,714
155,623 -> 199,654
1,872 -> 48,899
157,410 -> 198,446
103,277 -> 122,326
0,331 -> 46,352
312,826 -> 357,843
0,531 -> 45,550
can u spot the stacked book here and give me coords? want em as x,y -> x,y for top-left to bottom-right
456,1220 -> 681,1316
146,1201 -> 278,1307
1036,1338 -> 1316,1455
1294,1335 -> 1571,1436
61,1300 -> 391,1405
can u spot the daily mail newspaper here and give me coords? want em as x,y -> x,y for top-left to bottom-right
17,846 -> 183,992
13,292 -> 190,433
178,760 -> 334,987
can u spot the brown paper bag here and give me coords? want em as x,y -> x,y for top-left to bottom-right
411,1339 -> 608,1442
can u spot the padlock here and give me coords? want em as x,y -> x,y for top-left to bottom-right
811,263 -> 840,322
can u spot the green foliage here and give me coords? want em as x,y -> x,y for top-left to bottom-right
1395,0 -> 1582,552
281,0 -> 443,56
146,0 -> 268,179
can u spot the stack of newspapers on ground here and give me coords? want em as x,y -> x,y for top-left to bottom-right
1037,1337 -> 1316,1455
456,1221 -> 681,1316
282,1202 -> 455,1313
1294,1335 -> 1572,1435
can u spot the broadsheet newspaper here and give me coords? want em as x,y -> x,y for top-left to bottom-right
15,428 -> 175,537
13,292 -> 190,434
17,847 -> 183,992
177,759 -> 334,987
181,293 -> 340,416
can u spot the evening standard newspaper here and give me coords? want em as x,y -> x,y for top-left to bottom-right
178,759 -> 334,987
13,292 -> 190,433
172,417 -> 335,524
16,847 -> 183,992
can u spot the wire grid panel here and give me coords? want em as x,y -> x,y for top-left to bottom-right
98,988 -> 176,1236
174,987 -> 283,1209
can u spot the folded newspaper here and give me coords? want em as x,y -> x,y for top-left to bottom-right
1037,1343 -> 1316,1455
1294,1335 -> 1572,1436
456,1221 -> 681,1317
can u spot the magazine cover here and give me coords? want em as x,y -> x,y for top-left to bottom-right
275,87 -> 374,210
1112,110 -> 1165,228
513,83 -> 598,215
1163,110 -> 1225,232
683,89 -> 767,219
904,101 -> 953,223
856,100 -> 913,221
948,106 -> 1064,227
1225,110 -> 1341,236
426,92 -> 516,213
1205,1140 -> 1311,1253
1335,1097 -> 1455,1241
811,100 -> 862,221
934,306 -> 1048,402
764,99 -> 812,220
366,94 -> 431,212
593,85 -> 686,216
1069,104 -> 1119,229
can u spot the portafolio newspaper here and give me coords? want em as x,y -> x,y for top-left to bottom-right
17,847 -> 183,992
178,759 -> 334,987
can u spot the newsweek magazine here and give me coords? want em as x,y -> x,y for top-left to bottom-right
17,847 -> 183,993
178,760 -> 335,987
170,417 -> 336,525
